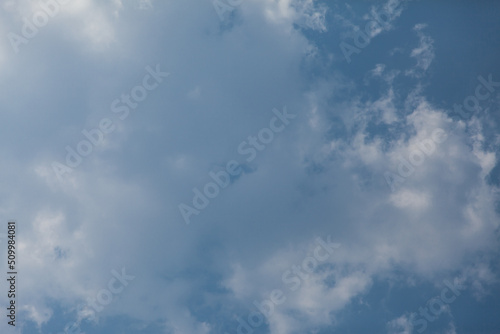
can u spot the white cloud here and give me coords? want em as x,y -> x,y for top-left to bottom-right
387,314 -> 412,334
406,23 -> 435,77
0,1 -> 499,333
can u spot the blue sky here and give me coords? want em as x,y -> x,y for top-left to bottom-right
1,0 -> 500,333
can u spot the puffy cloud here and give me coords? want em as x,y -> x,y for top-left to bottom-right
0,1 -> 499,333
